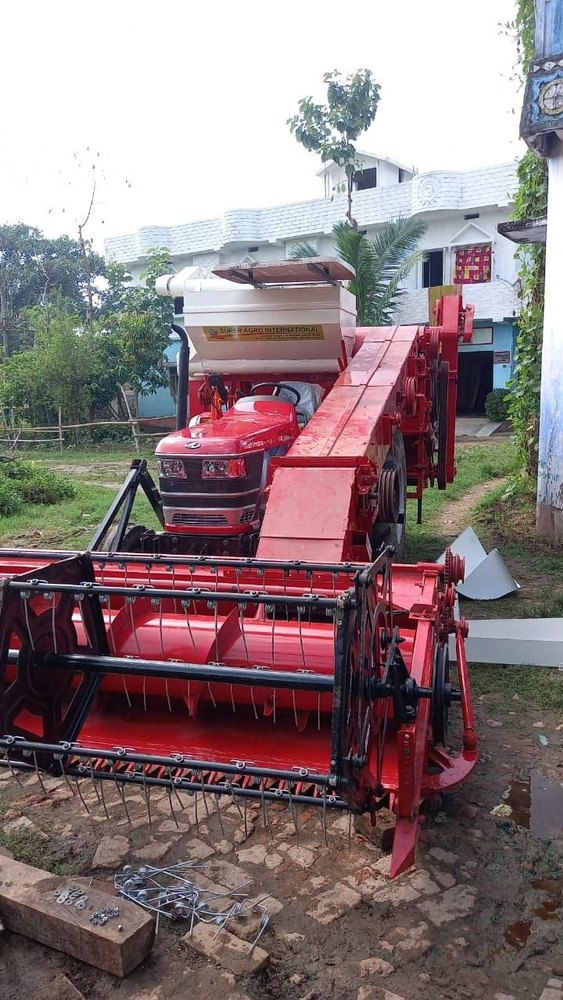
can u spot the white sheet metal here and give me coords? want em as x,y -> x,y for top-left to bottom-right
438,527 -> 519,600
449,617 -> 563,667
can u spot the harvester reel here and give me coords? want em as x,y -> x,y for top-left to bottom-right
332,562 -> 389,812
0,557 -> 108,762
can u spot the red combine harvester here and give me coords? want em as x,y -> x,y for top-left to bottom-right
0,258 -> 478,876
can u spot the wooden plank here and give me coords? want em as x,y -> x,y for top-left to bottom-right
0,857 -> 154,977
212,256 -> 355,285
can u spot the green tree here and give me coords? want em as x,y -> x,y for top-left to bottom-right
0,224 -> 106,355
503,0 -> 548,476
1,305 -> 110,425
290,218 -> 425,325
288,69 -> 381,225
99,247 -> 175,393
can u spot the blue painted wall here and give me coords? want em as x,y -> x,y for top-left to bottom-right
137,340 -> 178,419
458,321 -> 516,389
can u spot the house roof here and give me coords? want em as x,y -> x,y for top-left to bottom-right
105,162 -> 518,266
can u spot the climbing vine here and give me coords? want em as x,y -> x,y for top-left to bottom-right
505,0 -> 548,476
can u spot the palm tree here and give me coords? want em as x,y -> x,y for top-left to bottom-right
290,218 -> 426,326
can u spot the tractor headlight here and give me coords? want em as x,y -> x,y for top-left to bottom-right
202,458 -> 247,479
158,459 -> 186,478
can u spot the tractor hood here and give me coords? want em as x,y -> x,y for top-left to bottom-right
156,397 -> 298,457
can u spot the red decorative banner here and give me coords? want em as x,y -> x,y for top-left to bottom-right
454,244 -> 491,284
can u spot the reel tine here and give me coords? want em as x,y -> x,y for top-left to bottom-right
260,779 -> 273,840
288,781 -> 299,841
165,678 -> 172,713
297,606 -> 307,669
142,675 -> 147,712
108,594 -> 120,654
167,784 -> 180,829
99,772 -> 111,820
228,782 -> 243,821
170,563 -> 178,615
213,600 -> 219,663
214,793 -> 225,836
32,750 -> 47,796
22,593 -> 35,651
120,782 -> 132,825
322,790 -> 328,847
74,766 -> 91,815
122,675 -> 132,709
181,599 -> 198,650
127,597 -> 142,657
193,790 -> 200,834
250,685 -> 258,721
141,769 -> 153,832
348,810 -> 353,852
238,604 -> 249,659
51,593 -> 58,655
88,759 -> 103,807
199,772 -> 211,818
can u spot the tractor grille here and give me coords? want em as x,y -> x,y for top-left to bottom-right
161,491 -> 260,510
172,512 -> 229,527
160,452 -> 264,495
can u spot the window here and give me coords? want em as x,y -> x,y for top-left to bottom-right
173,297 -> 184,316
454,244 -> 492,285
422,250 -> 444,289
354,167 -> 377,191
464,212 -> 480,220
398,169 -> 408,183
247,246 -> 259,254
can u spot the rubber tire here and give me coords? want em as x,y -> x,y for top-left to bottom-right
103,523 -> 148,553
372,430 -> 407,561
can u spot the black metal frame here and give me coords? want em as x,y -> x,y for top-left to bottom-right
88,459 -> 164,552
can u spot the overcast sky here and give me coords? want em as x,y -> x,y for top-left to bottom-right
0,0 -> 523,250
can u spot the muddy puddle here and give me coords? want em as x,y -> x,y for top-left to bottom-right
503,771 -> 563,839
504,877 -> 563,950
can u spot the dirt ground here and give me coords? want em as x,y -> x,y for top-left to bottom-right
0,694 -> 562,1000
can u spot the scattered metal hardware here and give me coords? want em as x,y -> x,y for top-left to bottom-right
114,861 -> 269,950
53,886 -> 89,910
90,905 -> 120,926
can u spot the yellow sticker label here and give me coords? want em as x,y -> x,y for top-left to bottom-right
203,324 -> 324,342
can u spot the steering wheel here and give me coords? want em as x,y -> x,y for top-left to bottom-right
250,381 -> 302,405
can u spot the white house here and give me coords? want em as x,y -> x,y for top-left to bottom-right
105,152 -> 520,418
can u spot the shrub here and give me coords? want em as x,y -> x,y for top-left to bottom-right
485,388 -> 510,422
0,477 -> 24,516
0,460 -> 75,511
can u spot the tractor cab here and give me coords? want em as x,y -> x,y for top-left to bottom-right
154,259 -> 356,553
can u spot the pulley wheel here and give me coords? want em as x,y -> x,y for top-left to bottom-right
378,467 -> 400,524
431,644 -> 450,747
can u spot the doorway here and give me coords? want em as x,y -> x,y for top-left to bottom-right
456,351 -> 493,413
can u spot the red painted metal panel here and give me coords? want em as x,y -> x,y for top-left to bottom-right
258,466 -> 356,562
